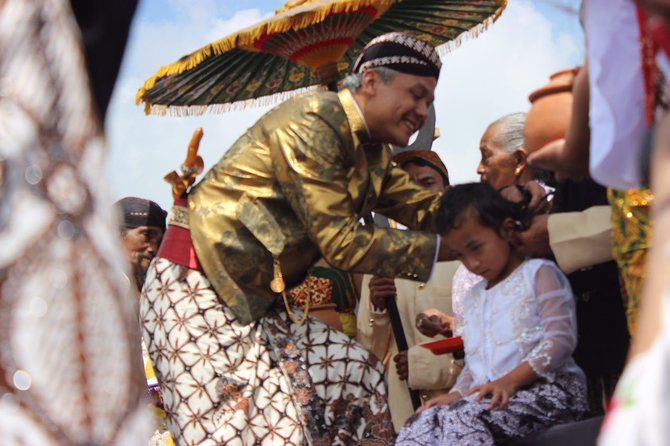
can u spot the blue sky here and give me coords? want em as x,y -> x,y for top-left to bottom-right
137,0 -> 278,23
106,0 -> 584,210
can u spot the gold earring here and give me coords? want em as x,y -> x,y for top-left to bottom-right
514,166 -> 522,176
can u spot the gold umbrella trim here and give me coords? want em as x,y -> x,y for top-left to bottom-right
433,0 -> 506,58
143,84 -> 320,117
138,0 -> 508,116
136,0 -> 395,106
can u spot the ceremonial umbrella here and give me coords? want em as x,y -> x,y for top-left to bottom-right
136,0 -> 507,115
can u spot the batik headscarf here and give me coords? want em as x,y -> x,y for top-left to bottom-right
351,32 -> 442,79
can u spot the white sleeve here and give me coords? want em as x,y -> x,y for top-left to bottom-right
450,361 -> 474,397
451,264 -> 482,337
525,263 -> 578,381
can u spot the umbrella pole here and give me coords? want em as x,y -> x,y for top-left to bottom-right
316,62 -> 340,92
362,213 -> 423,412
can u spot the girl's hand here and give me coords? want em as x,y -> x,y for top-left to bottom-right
416,391 -> 462,413
467,376 -> 518,410
468,362 -> 538,410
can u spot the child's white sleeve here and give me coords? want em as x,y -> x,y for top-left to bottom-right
525,263 -> 578,381
451,265 -> 482,337
450,362 -> 474,396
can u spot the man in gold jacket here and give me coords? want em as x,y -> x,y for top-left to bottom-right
141,33 -> 450,445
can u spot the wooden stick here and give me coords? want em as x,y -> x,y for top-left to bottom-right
364,212 -> 422,411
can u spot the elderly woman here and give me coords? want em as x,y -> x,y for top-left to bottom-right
419,112 -> 542,335
451,112 -> 548,339
477,112 -> 549,190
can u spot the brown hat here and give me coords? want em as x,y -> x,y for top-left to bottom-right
393,150 -> 449,185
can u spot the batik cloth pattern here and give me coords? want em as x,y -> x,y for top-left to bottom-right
608,188 -> 653,334
395,371 -> 587,446
289,275 -> 333,307
0,0 -> 152,443
289,266 -> 359,337
140,258 -> 394,446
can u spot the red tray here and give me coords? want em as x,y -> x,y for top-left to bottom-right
420,337 -> 464,355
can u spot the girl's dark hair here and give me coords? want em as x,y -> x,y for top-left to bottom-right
436,182 -> 529,235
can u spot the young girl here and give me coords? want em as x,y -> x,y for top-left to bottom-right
396,182 -> 587,445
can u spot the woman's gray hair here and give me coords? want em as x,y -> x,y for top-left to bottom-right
487,112 -> 527,154
342,66 -> 397,92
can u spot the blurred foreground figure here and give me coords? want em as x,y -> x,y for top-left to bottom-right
0,0 -> 152,444
578,0 -> 670,445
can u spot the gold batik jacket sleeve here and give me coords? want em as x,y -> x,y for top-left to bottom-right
374,164 -> 442,231
271,110 -> 438,283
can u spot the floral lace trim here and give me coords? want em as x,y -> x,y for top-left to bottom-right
527,340 -> 556,381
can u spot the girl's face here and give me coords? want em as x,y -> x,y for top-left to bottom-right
444,212 -> 521,288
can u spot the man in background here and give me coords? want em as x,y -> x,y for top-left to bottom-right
115,196 -> 171,446
115,197 -> 167,291
357,149 -> 463,431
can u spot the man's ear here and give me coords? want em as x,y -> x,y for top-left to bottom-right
360,69 -> 379,96
500,217 -> 517,241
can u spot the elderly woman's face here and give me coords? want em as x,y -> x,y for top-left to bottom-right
476,124 -> 519,190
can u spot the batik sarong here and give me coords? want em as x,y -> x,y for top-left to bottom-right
395,371 -> 587,446
140,258 -> 394,446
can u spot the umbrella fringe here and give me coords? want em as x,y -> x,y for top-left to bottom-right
143,85 -> 319,116
137,0 -> 508,115
436,0 -> 507,58
136,0 -> 396,105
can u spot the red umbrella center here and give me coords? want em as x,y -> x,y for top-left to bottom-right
248,6 -> 389,82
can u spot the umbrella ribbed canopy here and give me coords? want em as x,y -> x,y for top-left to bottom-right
137,0 -> 507,115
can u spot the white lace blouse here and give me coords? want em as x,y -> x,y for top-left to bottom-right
451,258 -> 584,397
451,264 -> 482,337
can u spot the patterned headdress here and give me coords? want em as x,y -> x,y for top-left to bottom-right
115,197 -> 167,233
351,32 -> 442,79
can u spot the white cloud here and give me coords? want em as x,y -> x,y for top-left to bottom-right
208,9 -> 274,43
105,6 -> 270,210
105,0 -> 584,211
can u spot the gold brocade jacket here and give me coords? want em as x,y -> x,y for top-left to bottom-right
189,89 -> 441,324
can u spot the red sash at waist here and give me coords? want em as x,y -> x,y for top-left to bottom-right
157,198 -> 202,271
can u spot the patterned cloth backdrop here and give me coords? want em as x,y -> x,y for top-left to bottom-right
0,0 -> 152,444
